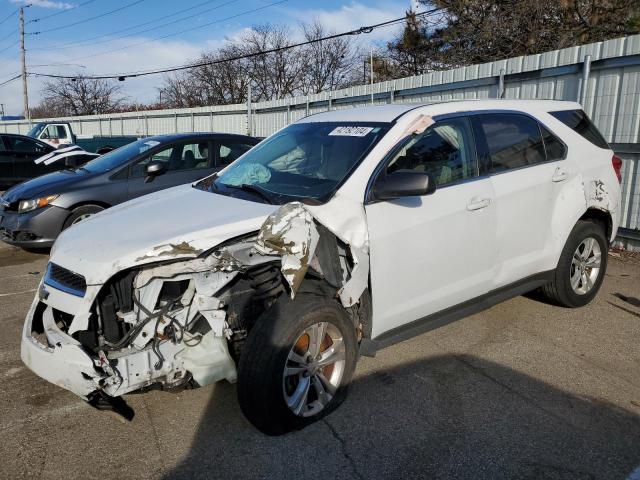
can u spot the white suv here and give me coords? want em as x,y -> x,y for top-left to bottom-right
21,100 -> 622,434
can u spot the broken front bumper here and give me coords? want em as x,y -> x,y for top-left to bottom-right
21,296 -> 103,399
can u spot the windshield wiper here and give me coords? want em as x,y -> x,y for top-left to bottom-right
224,183 -> 275,204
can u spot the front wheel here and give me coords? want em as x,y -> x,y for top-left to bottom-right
237,292 -> 358,435
62,205 -> 104,230
541,220 -> 608,308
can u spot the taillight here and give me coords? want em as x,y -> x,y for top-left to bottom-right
612,155 -> 622,183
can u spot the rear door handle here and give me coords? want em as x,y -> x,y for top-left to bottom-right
467,197 -> 491,211
552,168 -> 569,182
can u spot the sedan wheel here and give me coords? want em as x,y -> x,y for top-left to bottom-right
71,213 -> 93,225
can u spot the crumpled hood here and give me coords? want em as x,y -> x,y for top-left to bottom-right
2,169 -> 86,204
51,184 -> 278,285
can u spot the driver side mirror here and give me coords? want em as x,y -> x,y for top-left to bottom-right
371,170 -> 436,201
145,161 -> 167,183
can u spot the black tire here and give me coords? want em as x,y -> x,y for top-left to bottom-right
62,205 -> 104,230
541,220 -> 608,308
237,289 -> 358,435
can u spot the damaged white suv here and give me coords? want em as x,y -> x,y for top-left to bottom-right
21,100 -> 622,435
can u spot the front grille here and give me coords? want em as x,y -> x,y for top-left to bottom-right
44,262 -> 87,297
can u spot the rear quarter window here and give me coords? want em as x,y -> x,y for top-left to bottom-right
540,125 -> 567,161
549,109 -> 609,149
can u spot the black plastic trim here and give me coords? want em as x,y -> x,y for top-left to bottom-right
359,270 -> 554,357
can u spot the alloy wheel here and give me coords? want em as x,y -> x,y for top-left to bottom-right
283,321 -> 346,417
570,236 -> 602,295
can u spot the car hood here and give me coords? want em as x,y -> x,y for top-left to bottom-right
50,184 -> 279,285
1,169 -> 87,203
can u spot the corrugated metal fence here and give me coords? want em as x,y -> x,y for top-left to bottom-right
2,34 -> 640,237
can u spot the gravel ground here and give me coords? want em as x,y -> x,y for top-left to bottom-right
0,242 -> 638,480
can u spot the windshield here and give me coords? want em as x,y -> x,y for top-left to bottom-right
197,122 -> 390,204
26,123 -> 46,138
80,138 -> 160,174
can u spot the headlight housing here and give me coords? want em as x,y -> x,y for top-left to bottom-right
18,195 -> 59,213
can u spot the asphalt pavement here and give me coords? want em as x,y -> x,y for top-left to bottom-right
0,242 -> 639,480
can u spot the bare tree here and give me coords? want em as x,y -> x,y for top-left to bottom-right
159,45 -> 251,108
240,24 -> 304,100
299,21 -> 361,94
36,75 -> 126,117
157,21 -> 362,108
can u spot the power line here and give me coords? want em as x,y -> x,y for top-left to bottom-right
28,0 -> 147,35
31,0 -> 237,52
0,74 -> 21,87
45,0 -> 289,64
28,0 -> 98,24
0,29 -> 18,43
30,8 -> 443,81
0,7 -> 19,27
0,40 -> 18,55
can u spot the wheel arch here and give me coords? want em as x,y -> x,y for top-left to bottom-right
67,200 -> 112,212
579,208 -> 613,242
62,201 -> 111,228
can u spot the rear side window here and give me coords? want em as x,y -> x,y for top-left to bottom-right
540,125 -> 567,160
4,135 -> 47,153
475,113 -> 545,172
217,139 -> 254,166
549,109 -> 609,149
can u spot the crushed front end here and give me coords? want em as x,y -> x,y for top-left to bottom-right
21,200 -> 370,420
21,237 -> 287,418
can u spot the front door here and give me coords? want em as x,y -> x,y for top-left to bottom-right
365,116 -> 498,338
126,140 -> 216,199
3,135 -> 50,182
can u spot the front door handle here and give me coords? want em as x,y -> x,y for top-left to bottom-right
552,167 -> 569,182
467,197 -> 491,211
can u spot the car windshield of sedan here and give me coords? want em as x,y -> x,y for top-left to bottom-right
79,138 -> 161,174
197,122 -> 391,204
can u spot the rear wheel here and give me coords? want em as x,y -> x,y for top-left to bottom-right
541,220 -> 608,307
237,292 -> 358,435
62,205 -> 104,230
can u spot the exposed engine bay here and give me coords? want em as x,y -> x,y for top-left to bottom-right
22,200 -> 370,420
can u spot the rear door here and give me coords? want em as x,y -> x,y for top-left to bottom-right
3,135 -> 51,181
126,139 -> 216,199
0,136 -> 14,186
472,112 -> 568,288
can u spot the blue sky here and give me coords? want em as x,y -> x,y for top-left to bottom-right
0,0 -> 418,115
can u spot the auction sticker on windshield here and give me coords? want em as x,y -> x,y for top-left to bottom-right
328,126 -> 374,137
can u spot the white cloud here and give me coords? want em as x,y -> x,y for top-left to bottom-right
285,1 -> 409,45
10,0 -> 73,9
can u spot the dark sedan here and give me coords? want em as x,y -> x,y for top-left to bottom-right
0,133 -> 95,188
0,132 -> 258,249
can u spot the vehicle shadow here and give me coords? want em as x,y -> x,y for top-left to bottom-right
163,354 -> 640,480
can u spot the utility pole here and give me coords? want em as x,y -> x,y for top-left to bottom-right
19,7 -> 30,121
370,49 -> 374,105
246,82 -> 252,136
